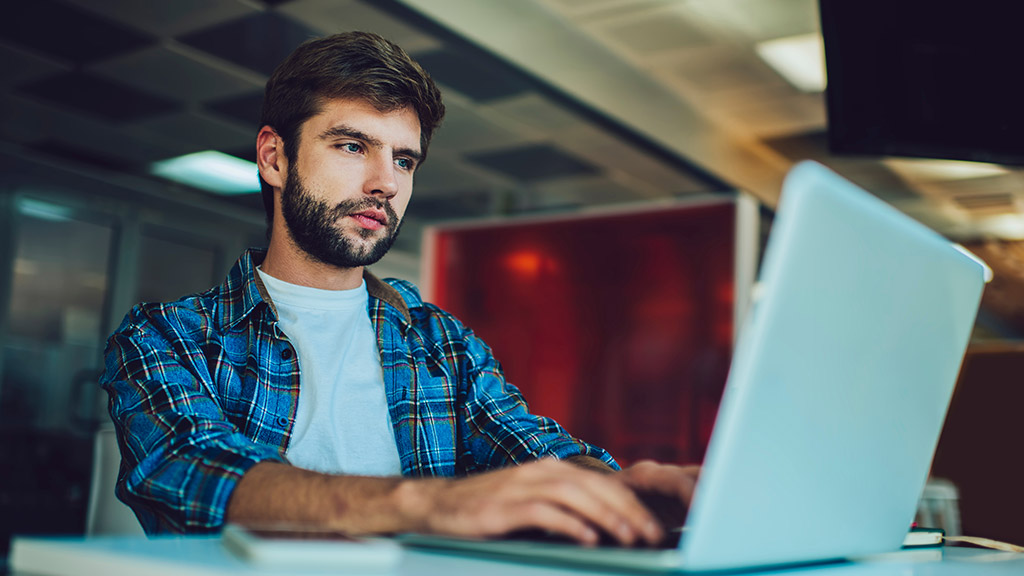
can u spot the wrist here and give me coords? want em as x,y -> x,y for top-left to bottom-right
391,477 -> 447,533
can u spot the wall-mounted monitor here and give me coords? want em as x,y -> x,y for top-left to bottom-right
820,0 -> 1024,165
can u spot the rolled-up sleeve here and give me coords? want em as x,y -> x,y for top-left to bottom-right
101,309 -> 286,534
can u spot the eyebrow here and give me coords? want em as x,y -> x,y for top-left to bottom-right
318,124 -> 423,163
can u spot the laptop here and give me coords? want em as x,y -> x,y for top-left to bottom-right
400,160 -> 989,572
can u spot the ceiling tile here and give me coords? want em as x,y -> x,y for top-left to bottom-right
1,0 -> 156,65
953,193 -> 1016,214
415,48 -> 532,102
468,144 -> 600,182
533,175 -> 641,206
278,0 -> 443,53
177,12 -> 319,76
413,155 -> 509,195
428,100 -> 534,154
593,7 -> 715,55
407,190 -> 494,220
91,45 -> 264,104
18,72 -> 181,122
128,112 -> 254,157
63,0 -> 260,37
0,93 -> 182,164
684,0 -> 820,42
29,139 -> 136,171
205,92 -> 265,129
0,44 -> 70,88
930,174 -> 1024,198
725,92 -> 826,137
668,48 -> 783,94
557,124 -> 715,193
486,94 -> 586,134
541,0 -> 678,21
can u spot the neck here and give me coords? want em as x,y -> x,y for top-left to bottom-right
261,232 -> 365,291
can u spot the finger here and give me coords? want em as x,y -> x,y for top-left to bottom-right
578,473 -> 665,545
500,501 -> 601,547
533,462 -> 663,545
620,462 -> 700,504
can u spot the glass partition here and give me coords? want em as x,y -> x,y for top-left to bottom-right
0,197 -> 115,545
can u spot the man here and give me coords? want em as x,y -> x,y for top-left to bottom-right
101,31 -> 697,547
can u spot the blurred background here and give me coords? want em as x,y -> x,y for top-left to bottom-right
1,0 -> 1022,557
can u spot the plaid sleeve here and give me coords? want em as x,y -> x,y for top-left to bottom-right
447,312 -> 620,471
100,307 -> 286,534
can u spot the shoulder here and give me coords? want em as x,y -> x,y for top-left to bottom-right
113,287 -> 221,344
375,279 -> 500,371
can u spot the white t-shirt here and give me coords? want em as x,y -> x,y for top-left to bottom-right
257,267 -> 403,476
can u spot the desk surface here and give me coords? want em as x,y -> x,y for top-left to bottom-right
8,535 -> 1024,576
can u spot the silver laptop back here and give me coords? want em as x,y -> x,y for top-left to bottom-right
681,160 -> 986,571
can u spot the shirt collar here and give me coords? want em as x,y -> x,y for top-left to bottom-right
218,248 -> 412,330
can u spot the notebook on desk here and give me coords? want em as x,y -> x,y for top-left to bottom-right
399,160 -> 989,572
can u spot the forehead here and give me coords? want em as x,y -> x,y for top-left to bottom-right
303,97 -> 421,149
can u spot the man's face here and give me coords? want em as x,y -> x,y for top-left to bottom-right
280,98 -> 421,268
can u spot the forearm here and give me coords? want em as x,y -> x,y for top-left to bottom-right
566,455 -> 615,473
227,458 -> 687,547
225,462 -> 441,534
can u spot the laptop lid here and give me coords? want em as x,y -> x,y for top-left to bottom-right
680,160 -> 987,571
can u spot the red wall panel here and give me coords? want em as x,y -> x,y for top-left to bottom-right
428,201 -> 736,466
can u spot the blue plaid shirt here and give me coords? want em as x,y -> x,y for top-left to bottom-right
101,248 -> 616,534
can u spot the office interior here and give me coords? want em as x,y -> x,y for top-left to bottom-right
1,0 -> 1022,562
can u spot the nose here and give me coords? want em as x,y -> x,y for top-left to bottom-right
364,152 -> 399,198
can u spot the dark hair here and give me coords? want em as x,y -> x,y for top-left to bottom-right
259,31 -> 445,228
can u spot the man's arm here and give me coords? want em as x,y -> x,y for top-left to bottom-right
102,310 -> 292,533
227,458 -> 692,546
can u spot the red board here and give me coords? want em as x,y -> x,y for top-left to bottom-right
427,201 -> 736,466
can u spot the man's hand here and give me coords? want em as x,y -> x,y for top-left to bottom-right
229,459 -> 699,548
615,460 -> 699,532
397,459 -> 699,547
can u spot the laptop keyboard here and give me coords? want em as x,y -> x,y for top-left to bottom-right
504,490 -> 688,550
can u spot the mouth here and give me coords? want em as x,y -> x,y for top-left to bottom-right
349,209 -> 388,230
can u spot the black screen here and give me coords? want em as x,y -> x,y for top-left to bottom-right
820,0 -> 1024,165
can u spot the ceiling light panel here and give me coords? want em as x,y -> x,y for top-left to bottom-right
754,32 -> 826,92
150,150 -> 260,195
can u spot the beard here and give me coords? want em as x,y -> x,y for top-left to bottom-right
280,164 -> 403,268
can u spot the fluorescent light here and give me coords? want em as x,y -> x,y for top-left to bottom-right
884,157 -> 1010,182
17,198 -> 73,221
150,150 -> 260,195
981,214 -> 1024,241
755,33 -> 826,93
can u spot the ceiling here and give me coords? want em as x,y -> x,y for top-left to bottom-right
1,0 -> 1023,251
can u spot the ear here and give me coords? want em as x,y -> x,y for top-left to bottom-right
256,126 -> 287,190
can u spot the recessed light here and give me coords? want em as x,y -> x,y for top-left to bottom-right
755,33 -> 826,93
884,158 -> 1010,182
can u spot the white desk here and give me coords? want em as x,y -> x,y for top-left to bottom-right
7,535 -> 1024,576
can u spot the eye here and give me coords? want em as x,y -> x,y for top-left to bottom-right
395,157 -> 416,170
336,142 -> 362,153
